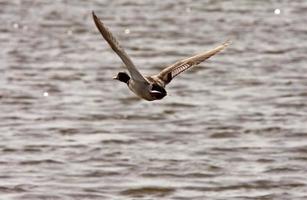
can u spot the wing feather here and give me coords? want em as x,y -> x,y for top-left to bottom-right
156,41 -> 230,85
92,11 -> 147,82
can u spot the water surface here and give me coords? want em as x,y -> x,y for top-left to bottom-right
1,0 -> 307,199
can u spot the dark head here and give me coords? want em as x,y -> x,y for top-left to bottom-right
113,72 -> 130,84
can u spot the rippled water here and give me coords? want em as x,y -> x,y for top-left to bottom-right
1,0 -> 307,199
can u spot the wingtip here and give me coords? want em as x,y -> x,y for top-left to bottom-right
92,11 -> 97,18
92,11 -> 102,26
223,39 -> 232,47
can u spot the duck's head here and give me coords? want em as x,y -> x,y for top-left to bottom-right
113,72 -> 130,84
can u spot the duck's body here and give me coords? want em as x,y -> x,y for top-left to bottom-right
118,75 -> 167,101
92,11 -> 230,101
128,79 -> 158,101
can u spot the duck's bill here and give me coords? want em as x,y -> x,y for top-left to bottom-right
113,76 -> 118,80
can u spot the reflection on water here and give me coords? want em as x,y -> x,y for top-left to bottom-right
1,0 -> 307,199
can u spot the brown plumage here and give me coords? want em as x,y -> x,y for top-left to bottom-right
92,11 -> 230,101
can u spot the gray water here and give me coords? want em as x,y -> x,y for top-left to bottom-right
1,0 -> 307,199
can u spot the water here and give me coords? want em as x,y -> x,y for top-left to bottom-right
1,0 -> 307,199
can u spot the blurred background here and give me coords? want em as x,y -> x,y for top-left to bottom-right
1,0 -> 307,199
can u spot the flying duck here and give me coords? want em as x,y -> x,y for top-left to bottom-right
92,11 -> 230,101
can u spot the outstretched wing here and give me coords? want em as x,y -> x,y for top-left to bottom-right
92,11 -> 147,82
155,41 -> 230,85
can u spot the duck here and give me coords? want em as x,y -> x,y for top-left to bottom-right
92,11 -> 230,101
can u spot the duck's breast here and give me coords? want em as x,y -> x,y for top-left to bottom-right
128,80 -> 153,100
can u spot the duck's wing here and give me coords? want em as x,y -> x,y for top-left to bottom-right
92,11 -> 147,83
154,41 -> 230,85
